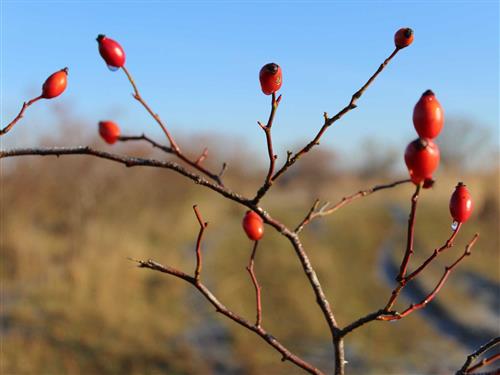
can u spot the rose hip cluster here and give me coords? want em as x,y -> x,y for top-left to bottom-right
93,32 -> 472,237
403,90 -> 473,224
93,34 -> 279,242
404,90 -> 444,187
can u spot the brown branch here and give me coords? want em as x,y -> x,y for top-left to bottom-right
379,234 -> 479,321
456,337 -> 500,375
246,241 -> 262,327
121,66 -> 179,151
0,147 -> 248,205
405,223 -> 462,282
466,353 -> 500,374
397,183 -> 421,281
118,134 -> 173,153
0,146 -> 342,373
254,93 -> 282,203
267,47 -> 401,191
385,222 -> 462,311
121,66 -> 224,186
0,96 -> 42,136
295,179 -> 411,233
193,205 -> 208,281
132,258 -> 324,375
339,309 -> 391,337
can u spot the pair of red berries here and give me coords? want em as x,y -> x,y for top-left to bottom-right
404,90 -> 444,185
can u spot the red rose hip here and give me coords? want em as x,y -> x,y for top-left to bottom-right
404,138 -> 440,184
394,27 -> 414,49
242,211 -> 264,241
96,34 -> 126,68
98,121 -> 121,144
259,63 -> 282,95
449,182 -> 473,223
41,68 -> 68,99
413,90 -> 444,139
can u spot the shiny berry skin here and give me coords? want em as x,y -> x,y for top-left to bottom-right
242,211 -> 264,241
404,138 -> 440,184
413,90 -> 444,139
98,121 -> 121,144
41,68 -> 68,99
449,182 -> 473,223
96,34 -> 126,68
259,63 -> 282,95
394,28 -> 414,49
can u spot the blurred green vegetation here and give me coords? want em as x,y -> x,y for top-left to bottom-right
1,136 -> 498,375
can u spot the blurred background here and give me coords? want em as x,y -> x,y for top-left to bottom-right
1,1 -> 499,375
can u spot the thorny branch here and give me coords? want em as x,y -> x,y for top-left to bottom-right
456,337 -> 500,375
294,179 -> 411,233
121,66 -> 224,186
0,96 -> 42,136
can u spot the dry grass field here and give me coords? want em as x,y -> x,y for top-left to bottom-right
1,133 -> 498,374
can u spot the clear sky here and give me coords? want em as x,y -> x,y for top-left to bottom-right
1,1 -> 499,165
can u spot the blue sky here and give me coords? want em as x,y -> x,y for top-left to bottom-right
1,1 -> 498,165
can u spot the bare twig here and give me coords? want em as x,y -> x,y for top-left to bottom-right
0,147 -> 247,205
118,134 -> 173,153
379,234 -> 479,321
466,353 -> 500,374
266,47 -> 401,194
254,93 -> 282,202
0,96 -> 42,136
384,213 -> 462,311
295,179 -> 411,233
339,309 -> 392,338
456,337 -> 500,375
246,241 -> 262,327
405,223 -> 462,282
121,66 -> 224,185
397,183 -> 421,281
132,258 -> 324,375
193,205 -> 208,281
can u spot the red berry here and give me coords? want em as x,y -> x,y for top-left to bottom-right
96,34 -> 126,68
449,182 -> 473,223
404,138 -> 440,184
41,68 -> 68,99
259,63 -> 282,95
413,90 -> 444,139
394,27 -> 414,49
98,121 -> 121,144
242,211 -> 264,241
